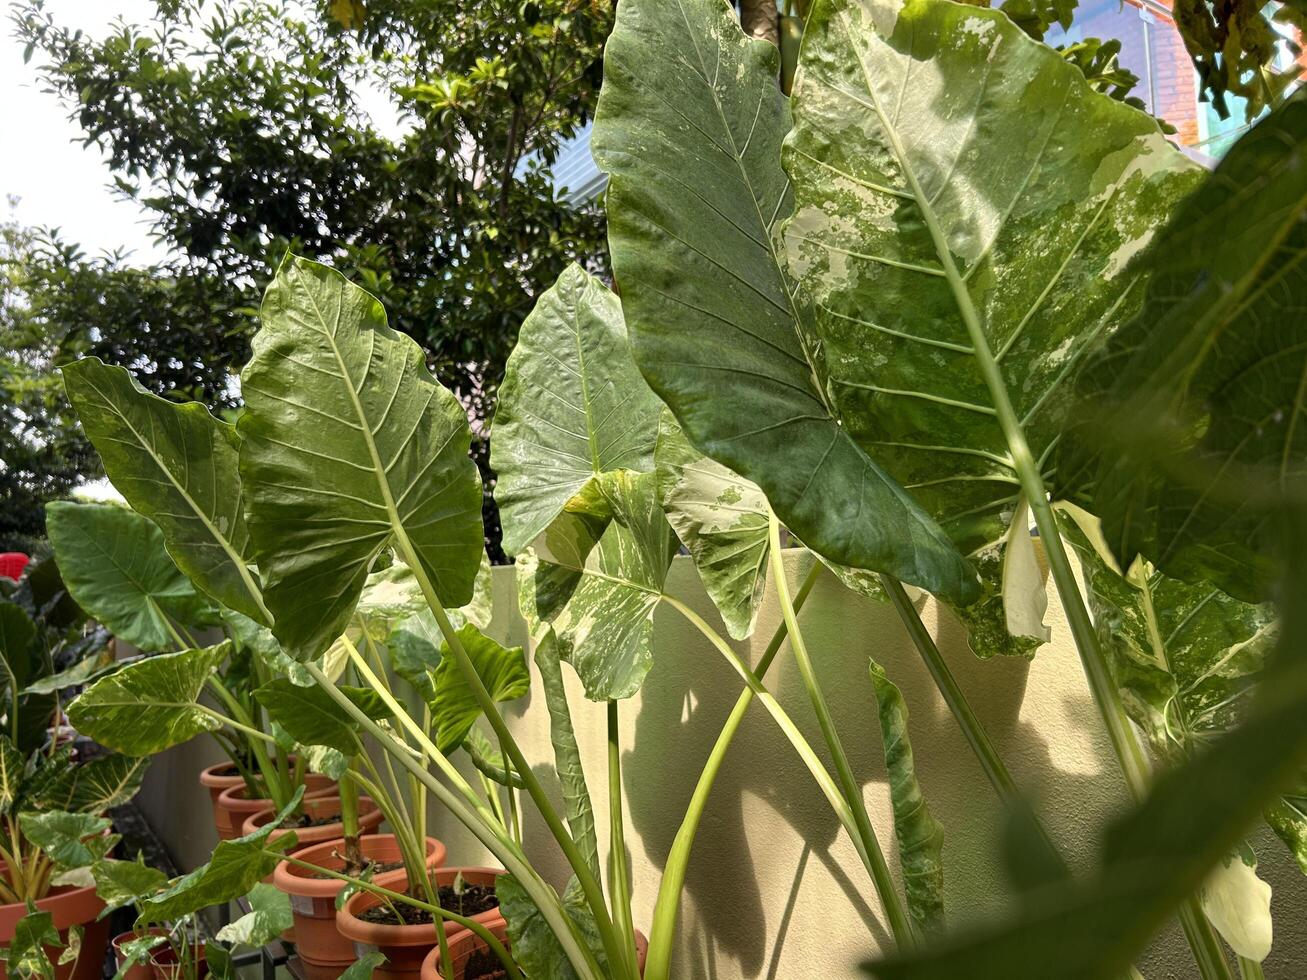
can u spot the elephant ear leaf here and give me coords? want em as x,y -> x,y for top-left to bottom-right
779,0 -> 1196,642
1055,89 -> 1307,602
525,471 -> 677,701
238,255 -> 484,661
431,625 -> 529,753
655,411 -> 771,640
868,659 -> 945,930
61,358 -> 270,624
591,0 -> 977,607
45,502 -> 215,653
68,644 -> 231,755
493,263 -> 662,557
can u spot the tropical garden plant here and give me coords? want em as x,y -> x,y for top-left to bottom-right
2,0 -> 1305,977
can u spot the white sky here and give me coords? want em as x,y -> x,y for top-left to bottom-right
1,1 -> 166,259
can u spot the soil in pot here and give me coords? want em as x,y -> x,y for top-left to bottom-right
0,883 -> 110,980
336,868 -> 505,980
272,834 -> 446,980
357,881 -> 499,926
241,795 -> 384,850
421,926 -> 650,980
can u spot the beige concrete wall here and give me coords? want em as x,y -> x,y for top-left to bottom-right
138,549 -> 1307,978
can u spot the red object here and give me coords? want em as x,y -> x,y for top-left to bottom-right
0,554 -> 29,582
0,883 -> 110,980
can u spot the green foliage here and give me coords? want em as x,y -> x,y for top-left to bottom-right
492,263 -> 661,556
591,0 -> 977,606
254,679 -> 390,755
1,906 -> 60,980
1056,88 -> 1307,604
215,883 -> 294,948
430,624 -> 529,753
91,855 -> 169,916
44,502 -> 215,653
18,812 -> 114,871
68,644 -> 231,755
497,874 -> 609,980
238,256 -> 484,660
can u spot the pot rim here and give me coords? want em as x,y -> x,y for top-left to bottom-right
216,774 -> 337,809
273,834 -> 447,899
336,867 -> 506,946
240,795 -> 382,838
0,881 -> 106,934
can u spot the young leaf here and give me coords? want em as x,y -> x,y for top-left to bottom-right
534,630 -> 599,878
780,0 -> 1197,636
91,856 -> 169,916
338,950 -> 387,980
61,358 -> 270,624
431,625 -> 529,753
2,908 -> 60,980
523,471 -> 678,701
1055,90 -> 1307,602
18,812 -> 114,869
137,789 -> 304,923
493,263 -> 662,555
215,882 -> 294,948
238,255 -> 483,660
0,735 -> 26,814
1200,847 -> 1272,963
45,502 -> 215,653
868,660 -> 945,930
109,934 -> 165,980
68,644 -> 231,755
462,726 -> 525,789
655,411 -> 771,640
254,679 -> 390,755
591,0 -> 977,606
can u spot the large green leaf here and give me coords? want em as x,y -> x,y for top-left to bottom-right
590,0 -> 977,606
868,659 -> 944,930
31,754 -> 150,814
19,812 -> 114,870
655,412 -> 771,640
1055,90 -> 1307,602
779,0 -> 1197,638
68,644 -> 230,755
493,263 -> 662,555
237,255 -> 484,660
430,624 -> 529,753
44,502 -> 214,653
498,874 -> 608,980
2,908 -> 60,980
61,358 -> 269,624
0,603 -> 37,696
91,856 -> 169,916
254,679 -> 389,755
137,790 -> 303,923
521,471 -> 678,701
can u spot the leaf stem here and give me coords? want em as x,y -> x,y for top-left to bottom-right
767,517 -> 914,948
607,700 -> 639,980
302,662 -> 604,980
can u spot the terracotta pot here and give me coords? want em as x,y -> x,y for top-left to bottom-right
112,928 -> 171,980
0,883 -> 110,980
147,942 -> 208,980
213,773 -> 336,841
336,868 -> 506,980
241,795 -> 384,849
273,835 -> 447,980
419,924 -> 649,979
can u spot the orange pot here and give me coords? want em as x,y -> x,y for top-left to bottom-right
112,928 -> 170,980
272,835 -> 447,980
213,774 -> 336,841
336,868 -> 506,980
418,924 -> 649,979
0,884 -> 109,980
241,796 -> 384,849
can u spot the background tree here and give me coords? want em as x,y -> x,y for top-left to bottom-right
9,0 -> 613,557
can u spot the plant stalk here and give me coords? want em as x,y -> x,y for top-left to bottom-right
644,562 -> 822,980
607,700 -> 639,980
767,517 -> 914,948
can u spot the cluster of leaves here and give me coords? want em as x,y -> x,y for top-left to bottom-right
6,0 -> 615,554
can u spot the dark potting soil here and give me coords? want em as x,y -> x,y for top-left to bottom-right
308,859 -> 404,880
356,883 -> 499,926
462,948 -> 505,980
282,811 -> 343,829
